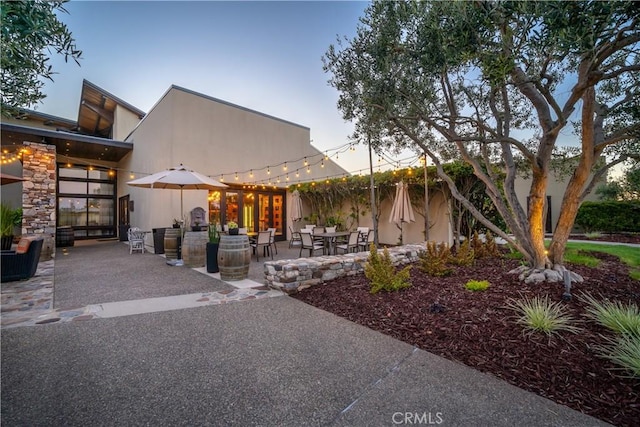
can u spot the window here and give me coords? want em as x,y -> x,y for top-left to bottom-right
57,165 -> 116,239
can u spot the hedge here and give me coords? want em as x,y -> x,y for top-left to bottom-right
575,201 -> 640,233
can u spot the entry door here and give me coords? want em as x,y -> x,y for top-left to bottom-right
257,193 -> 284,239
118,195 -> 130,241
119,195 -> 130,226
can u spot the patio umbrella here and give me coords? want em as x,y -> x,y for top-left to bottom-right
127,164 -> 228,223
290,190 -> 303,222
1,172 -> 25,185
389,181 -> 415,244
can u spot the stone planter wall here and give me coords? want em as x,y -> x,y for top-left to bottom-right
264,244 -> 425,294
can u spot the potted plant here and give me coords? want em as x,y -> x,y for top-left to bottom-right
227,221 -> 239,235
192,220 -> 202,232
172,218 -> 182,229
0,204 -> 21,250
206,223 -> 220,273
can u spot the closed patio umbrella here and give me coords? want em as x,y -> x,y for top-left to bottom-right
290,190 -> 303,222
389,181 -> 415,244
127,164 -> 228,224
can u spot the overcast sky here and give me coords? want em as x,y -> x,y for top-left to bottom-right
36,0 -> 413,176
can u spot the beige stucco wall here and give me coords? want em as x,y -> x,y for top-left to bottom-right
113,105 -> 141,141
288,188 -> 452,246
514,168 -> 602,233
119,86 -> 347,232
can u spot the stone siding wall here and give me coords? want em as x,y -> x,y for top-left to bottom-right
264,244 -> 425,294
21,142 -> 57,259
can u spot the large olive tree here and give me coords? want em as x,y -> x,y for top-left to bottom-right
1,0 -> 81,115
324,1 -> 639,281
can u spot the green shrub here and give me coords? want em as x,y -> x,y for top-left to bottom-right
465,280 -> 490,291
575,201 -> 640,233
471,231 -> 488,258
580,292 -> 640,336
419,241 -> 452,277
365,244 -> 412,294
599,334 -> 640,378
484,231 -> 501,257
451,240 -> 475,266
506,296 -> 580,336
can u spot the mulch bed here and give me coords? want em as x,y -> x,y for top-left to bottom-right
293,251 -> 640,426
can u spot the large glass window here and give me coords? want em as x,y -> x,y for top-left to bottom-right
208,191 -> 221,225
57,165 -> 116,239
212,187 -> 286,240
243,192 -> 255,233
225,192 -> 239,224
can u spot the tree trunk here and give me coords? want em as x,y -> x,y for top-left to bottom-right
528,167 -> 551,269
548,86 -> 597,265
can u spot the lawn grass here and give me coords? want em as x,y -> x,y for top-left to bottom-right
563,242 -> 640,280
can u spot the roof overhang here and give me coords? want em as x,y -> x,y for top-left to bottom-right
1,122 -> 133,162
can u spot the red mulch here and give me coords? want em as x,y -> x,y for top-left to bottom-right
292,251 -> 640,427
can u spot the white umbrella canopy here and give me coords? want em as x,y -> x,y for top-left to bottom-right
389,181 -> 415,244
127,164 -> 228,222
290,190 -> 303,222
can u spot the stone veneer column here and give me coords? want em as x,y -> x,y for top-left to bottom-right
21,142 -> 57,239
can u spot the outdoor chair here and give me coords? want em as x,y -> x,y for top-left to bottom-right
359,229 -> 375,252
1,237 -> 44,283
267,227 -> 278,254
251,231 -> 273,261
312,226 -> 325,245
128,227 -> 145,254
300,231 -> 324,257
336,231 -> 360,254
289,226 -> 302,248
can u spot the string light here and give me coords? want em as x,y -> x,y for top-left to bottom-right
303,157 -> 308,166
235,172 -> 239,181
267,166 -> 271,175
283,162 -> 287,171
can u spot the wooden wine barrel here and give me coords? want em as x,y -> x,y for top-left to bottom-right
56,226 -> 74,247
217,234 -> 250,281
182,231 -> 208,267
164,228 -> 182,260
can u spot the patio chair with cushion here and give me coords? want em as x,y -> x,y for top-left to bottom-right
267,227 -> 278,254
289,226 -> 302,248
359,229 -> 375,252
336,231 -> 360,254
250,231 -> 273,261
1,237 -> 44,283
300,231 -> 324,257
128,227 -> 145,254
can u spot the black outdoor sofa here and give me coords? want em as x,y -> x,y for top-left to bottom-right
1,238 -> 44,283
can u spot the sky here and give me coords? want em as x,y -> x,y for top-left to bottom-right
37,0 -> 411,176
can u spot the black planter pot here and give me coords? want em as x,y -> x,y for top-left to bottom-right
229,228 -> 239,235
192,226 -> 202,232
206,242 -> 220,273
1,235 -> 13,250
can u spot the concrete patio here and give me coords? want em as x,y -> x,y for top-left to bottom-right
1,239 -> 609,426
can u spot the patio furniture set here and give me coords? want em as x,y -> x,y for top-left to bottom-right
290,225 -> 374,257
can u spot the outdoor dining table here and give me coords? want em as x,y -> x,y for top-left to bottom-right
313,231 -> 350,255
